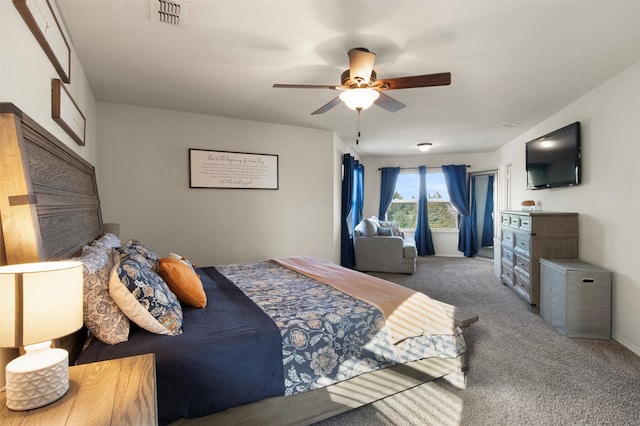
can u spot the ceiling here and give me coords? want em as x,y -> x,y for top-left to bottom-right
55,0 -> 640,157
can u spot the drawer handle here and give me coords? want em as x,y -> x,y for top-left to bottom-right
581,278 -> 595,283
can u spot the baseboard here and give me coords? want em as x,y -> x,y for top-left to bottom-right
612,333 -> 640,357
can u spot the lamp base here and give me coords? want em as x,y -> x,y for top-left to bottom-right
5,341 -> 69,411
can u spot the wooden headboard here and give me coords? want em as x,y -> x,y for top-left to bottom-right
0,103 -> 103,265
0,103 -> 104,370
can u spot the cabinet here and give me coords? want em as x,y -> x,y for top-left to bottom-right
540,259 -> 612,339
500,211 -> 578,310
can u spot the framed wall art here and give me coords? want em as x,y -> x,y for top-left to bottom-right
52,79 -> 86,146
189,149 -> 279,189
14,0 -> 71,83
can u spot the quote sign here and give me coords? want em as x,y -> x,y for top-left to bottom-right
189,149 -> 279,189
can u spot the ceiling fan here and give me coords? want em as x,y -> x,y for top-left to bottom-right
273,47 -> 451,115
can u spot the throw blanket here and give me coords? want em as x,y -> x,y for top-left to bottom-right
272,256 -> 456,343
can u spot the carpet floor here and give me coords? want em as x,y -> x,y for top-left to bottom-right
314,256 -> 640,426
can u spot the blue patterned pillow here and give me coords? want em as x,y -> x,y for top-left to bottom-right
118,239 -> 160,271
109,255 -> 183,335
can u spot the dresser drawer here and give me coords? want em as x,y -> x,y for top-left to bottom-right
519,216 -> 532,231
502,248 -> 514,265
515,235 -> 530,252
502,215 -> 511,226
510,216 -> 520,227
501,230 -> 514,248
501,262 -> 514,286
514,270 -> 531,302
514,253 -> 530,272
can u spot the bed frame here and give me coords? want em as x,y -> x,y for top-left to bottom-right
0,102 -> 477,425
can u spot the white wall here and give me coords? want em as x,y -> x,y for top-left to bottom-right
0,0 -> 98,166
496,61 -> 640,355
97,103 -> 342,266
361,152 -> 499,256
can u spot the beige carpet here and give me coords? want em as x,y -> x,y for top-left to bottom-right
314,256 -> 640,426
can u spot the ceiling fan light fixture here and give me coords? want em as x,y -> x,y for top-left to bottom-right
339,88 -> 380,111
417,142 -> 433,152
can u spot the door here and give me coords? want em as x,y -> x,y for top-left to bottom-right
470,170 -> 498,259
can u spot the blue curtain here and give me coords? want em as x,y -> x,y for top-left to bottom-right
414,166 -> 435,256
470,176 -> 478,248
353,161 -> 365,232
442,165 -> 477,257
481,175 -> 494,247
340,154 -> 355,268
378,167 -> 400,220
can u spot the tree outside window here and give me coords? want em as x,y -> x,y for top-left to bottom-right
386,171 -> 458,230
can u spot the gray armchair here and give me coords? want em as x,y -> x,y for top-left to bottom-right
353,217 -> 417,274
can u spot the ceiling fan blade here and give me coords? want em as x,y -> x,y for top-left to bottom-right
377,72 -> 451,90
273,83 -> 340,90
311,97 -> 342,115
348,48 -> 376,85
375,92 -> 406,113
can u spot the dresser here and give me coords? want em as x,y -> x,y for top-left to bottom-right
500,211 -> 578,310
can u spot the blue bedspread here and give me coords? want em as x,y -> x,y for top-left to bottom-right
77,261 -> 465,424
76,267 -> 284,425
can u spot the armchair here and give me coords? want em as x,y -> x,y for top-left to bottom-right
353,217 -> 417,274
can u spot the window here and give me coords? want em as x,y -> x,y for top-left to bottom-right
386,170 -> 459,231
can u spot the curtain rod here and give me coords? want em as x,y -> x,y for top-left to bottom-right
377,165 -> 471,170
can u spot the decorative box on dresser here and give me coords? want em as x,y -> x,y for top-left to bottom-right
500,211 -> 578,311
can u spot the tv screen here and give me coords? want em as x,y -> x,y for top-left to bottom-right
526,122 -> 581,190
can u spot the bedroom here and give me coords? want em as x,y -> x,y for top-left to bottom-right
1,0 -> 639,423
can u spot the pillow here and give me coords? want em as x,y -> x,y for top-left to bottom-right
91,233 -> 121,250
118,239 -> 160,271
380,220 -> 402,236
378,227 -> 393,236
362,218 -> 379,237
73,246 -> 130,344
158,258 -> 207,308
109,255 -> 183,335
169,252 -> 197,271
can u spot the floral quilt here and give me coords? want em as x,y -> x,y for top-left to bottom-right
217,260 -> 465,395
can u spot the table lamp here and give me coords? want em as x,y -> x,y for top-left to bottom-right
0,261 -> 83,411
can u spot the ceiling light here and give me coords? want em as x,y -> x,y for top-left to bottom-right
417,143 -> 433,152
339,88 -> 380,111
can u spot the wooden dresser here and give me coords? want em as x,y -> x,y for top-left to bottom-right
500,211 -> 578,310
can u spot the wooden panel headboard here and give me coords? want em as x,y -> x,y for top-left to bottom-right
0,102 -> 103,265
0,103 -> 104,370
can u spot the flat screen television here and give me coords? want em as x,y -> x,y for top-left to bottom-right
526,121 -> 581,190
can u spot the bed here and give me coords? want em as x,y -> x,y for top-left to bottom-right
0,103 -> 478,425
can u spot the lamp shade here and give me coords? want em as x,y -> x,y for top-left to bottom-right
339,88 -> 380,111
0,261 -> 84,348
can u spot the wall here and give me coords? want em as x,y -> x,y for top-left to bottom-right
496,60 -> 640,355
97,103 -> 342,266
361,152 -> 498,256
0,0 -> 98,166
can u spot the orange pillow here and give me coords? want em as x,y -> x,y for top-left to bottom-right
158,258 -> 207,308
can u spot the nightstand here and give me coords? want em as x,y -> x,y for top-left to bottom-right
0,353 -> 157,425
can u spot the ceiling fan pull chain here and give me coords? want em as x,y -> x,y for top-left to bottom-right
356,109 -> 361,145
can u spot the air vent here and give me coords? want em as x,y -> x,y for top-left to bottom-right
151,0 -> 187,25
